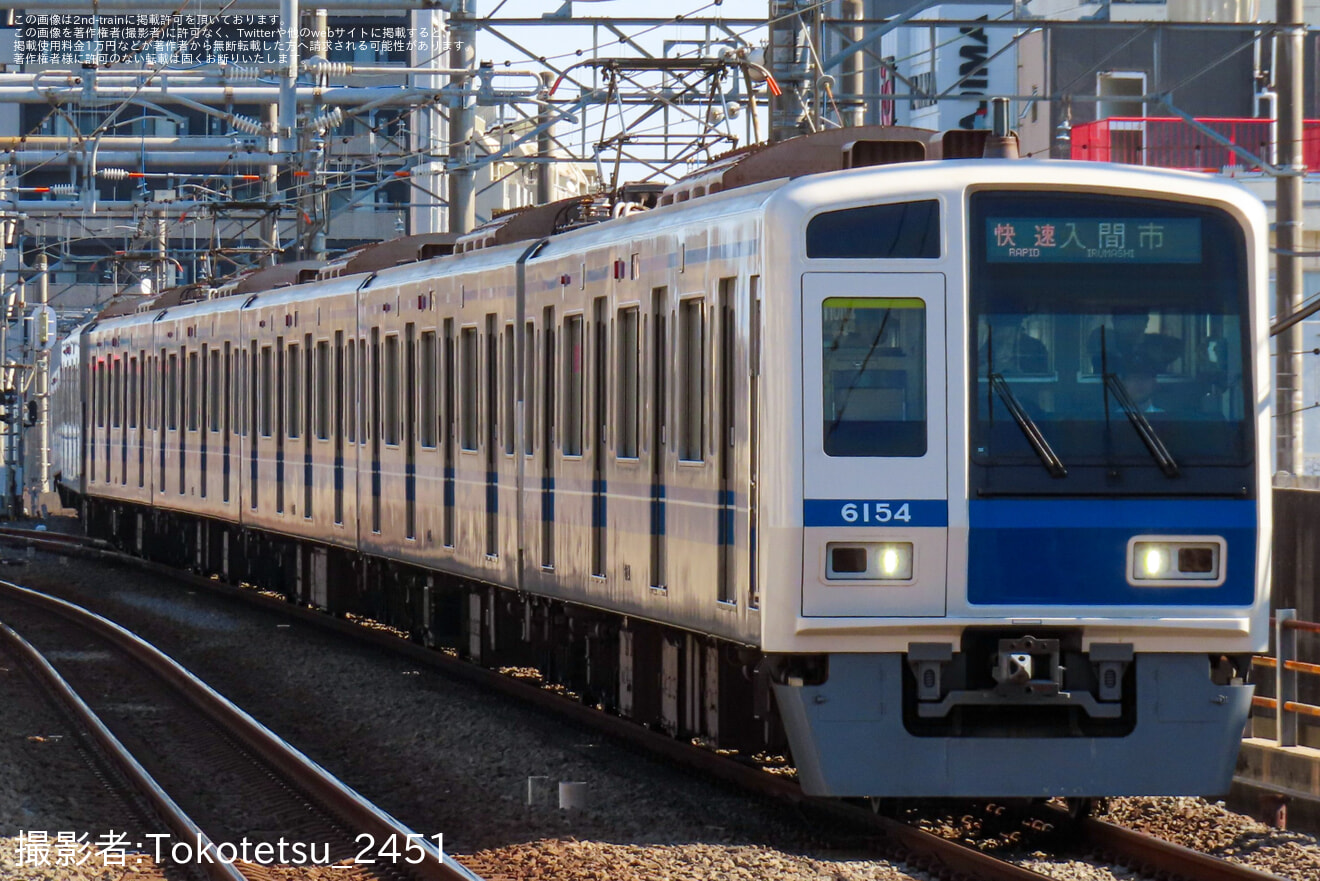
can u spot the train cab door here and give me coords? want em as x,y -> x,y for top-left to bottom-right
800,272 -> 948,618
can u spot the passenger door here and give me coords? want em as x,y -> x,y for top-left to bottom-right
800,272 -> 947,617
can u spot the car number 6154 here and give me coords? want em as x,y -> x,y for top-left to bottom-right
840,502 -> 911,524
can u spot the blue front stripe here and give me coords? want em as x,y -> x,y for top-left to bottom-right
968,499 -> 1256,606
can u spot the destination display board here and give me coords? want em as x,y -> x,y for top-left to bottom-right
985,218 -> 1202,264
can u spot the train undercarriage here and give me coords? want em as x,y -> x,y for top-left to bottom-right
80,495 -> 785,758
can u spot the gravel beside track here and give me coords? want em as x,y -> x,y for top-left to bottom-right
8,525 -> 1320,881
0,635 -> 177,881
1097,797 -> 1320,879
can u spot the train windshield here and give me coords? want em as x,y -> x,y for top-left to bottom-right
968,191 -> 1253,496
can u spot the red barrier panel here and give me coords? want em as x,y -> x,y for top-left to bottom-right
1070,117 -> 1320,171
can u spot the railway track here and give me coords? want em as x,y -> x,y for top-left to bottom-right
0,523 -> 1293,881
0,572 -> 482,881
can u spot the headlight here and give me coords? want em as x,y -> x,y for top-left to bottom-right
1128,537 -> 1224,586
827,541 -> 914,581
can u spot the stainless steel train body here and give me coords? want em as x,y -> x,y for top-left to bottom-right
54,158 -> 1270,799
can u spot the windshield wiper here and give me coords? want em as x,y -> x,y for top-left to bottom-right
989,373 -> 1068,478
1103,373 -> 1180,478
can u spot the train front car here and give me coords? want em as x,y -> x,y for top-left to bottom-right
763,162 -> 1269,798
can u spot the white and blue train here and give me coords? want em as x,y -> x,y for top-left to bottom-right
52,125 -> 1270,800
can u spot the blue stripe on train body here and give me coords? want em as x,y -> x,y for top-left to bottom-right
803,499 -> 949,528
967,498 -> 1256,606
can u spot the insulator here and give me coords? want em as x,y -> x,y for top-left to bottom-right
307,60 -> 351,77
48,184 -> 77,196
221,64 -> 262,81
230,115 -> 267,136
98,168 -> 130,181
308,107 -> 344,133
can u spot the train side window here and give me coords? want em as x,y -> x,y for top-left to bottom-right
260,345 -> 273,437
821,297 -> 927,457
564,314 -> 584,456
420,331 -> 437,448
460,326 -> 478,451
316,340 -> 331,440
806,200 -> 940,259
287,342 -> 301,439
617,306 -> 639,458
679,298 -> 705,462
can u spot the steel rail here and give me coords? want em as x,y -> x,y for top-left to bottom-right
1074,813 -> 1290,881
0,576 -> 482,881
0,618 -> 246,881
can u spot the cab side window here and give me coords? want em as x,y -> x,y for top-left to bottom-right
821,297 -> 926,457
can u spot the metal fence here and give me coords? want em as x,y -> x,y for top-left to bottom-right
1070,117 -> 1320,172
1252,610 -> 1320,747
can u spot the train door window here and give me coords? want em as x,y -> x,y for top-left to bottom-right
345,339 -> 357,444
564,314 -> 583,456
718,278 -> 737,604
405,323 -> 417,540
250,342 -> 260,510
277,336 -> 286,513
235,346 -> 246,437
304,335 -> 313,518
260,345 -> 273,437
188,350 -> 200,432
591,297 -> 608,577
821,297 -> 927,457
316,340 -> 331,440
542,307 -> 556,569
201,346 -> 210,436
523,320 -> 535,455
503,324 -> 515,455
128,357 -> 137,429
460,326 -> 478,451
384,334 -> 400,446
443,319 -> 456,548
287,342 -> 301,439
111,358 -> 122,429
144,357 -> 154,431
223,343 -> 232,503
91,360 -> 100,429
485,314 -> 498,556
370,328 -> 381,533
333,332 -> 345,524
486,315 -> 498,458
138,352 -> 147,488
209,349 -> 221,432
200,345 -> 209,496
650,288 -> 668,588
167,353 -> 179,430
749,276 -> 761,609
617,306 -> 639,458
371,329 -> 381,445
679,298 -> 705,462
420,331 -> 437,448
